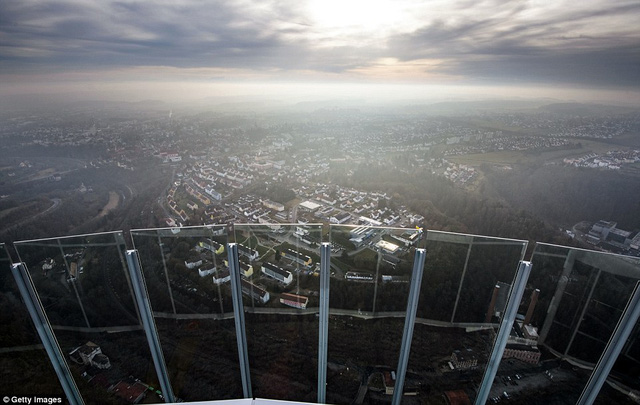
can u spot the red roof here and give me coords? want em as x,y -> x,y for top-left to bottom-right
112,381 -> 147,403
444,390 -> 471,405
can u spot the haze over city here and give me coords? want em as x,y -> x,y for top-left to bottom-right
1,0 -> 639,104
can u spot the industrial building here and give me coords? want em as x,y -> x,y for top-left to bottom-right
69,342 -> 111,369
262,199 -> 285,212
502,343 -> 541,364
450,349 -> 478,370
345,271 -> 374,282
390,231 -> 421,247
375,240 -> 400,254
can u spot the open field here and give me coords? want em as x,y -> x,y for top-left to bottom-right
448,138 -> 634,167
96,191 -> 120,218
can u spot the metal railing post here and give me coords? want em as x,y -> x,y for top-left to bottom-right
11,263 -> 84,405
317,243 -> 331,404
475,261 -> 532,405
227,243 -> 253,398
577,281 -> 640,405
125,250 -> 175,403
391,248 -> 426,405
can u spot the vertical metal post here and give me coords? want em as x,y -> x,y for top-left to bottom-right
125,250 -> 175,403
475,261 -> 532,405
317,243 -> 331,404
11,263 -> 84,405
391,248 -> 426,405
115,233 -> 142,325
577,281 -> 640,405
228,243 -> 252,398
372,245 -> 382,314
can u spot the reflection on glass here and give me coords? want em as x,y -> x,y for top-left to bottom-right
407,231 -> 526,404
327,225 -> 423,404
131,225 -> 243,401
232,224 -> 322,402
488,243 -> 640,404
14,232 -> 161,405
0,244 -> 65,398
595,316 -> 640,405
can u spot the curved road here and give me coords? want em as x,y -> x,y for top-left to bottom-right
2,198 -> 61,232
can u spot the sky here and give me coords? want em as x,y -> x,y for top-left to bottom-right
1,0 -> 639,104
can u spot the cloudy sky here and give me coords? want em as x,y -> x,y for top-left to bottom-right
1,0 -> 639,103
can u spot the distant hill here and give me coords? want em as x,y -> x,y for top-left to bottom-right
538,102 -> 639,116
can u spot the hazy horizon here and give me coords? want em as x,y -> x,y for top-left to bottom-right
1,0 -> 639,105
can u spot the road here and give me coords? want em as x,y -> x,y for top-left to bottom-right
2,198 -> 61,232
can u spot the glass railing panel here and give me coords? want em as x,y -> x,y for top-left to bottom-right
328,225 -> 422,404
407,231 -> 527,403
131,225 -> 243,401
487,243 -> 640,404
0,243 -> 66,399
594,317 -> 640,405
231,223 -> 323,402
13,232 -> 162,404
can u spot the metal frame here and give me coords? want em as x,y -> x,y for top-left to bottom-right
125,250 -> 176,403
391,248 -> 427,405
577,281 -> 640,405
10,263 -> 84,405
317,243 -> 331,404
227,243 -> 253,398
475,261 -> 533,405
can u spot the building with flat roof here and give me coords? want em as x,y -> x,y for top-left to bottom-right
69,342 -> 111,369
503,343 -> 541,364
345,271 -> 374,282
262,199 -> 285,212
299,200 -> 321,212
376,240 -> 400,254
110,380 -> 147,404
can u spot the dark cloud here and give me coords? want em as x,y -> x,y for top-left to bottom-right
0,0 -> 639,90
385,1 -> 640,87
0,0 -> 313,72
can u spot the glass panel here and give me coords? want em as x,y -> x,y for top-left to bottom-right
14,232 -> 162,405
408,231 -> 526,404
488,243 -> 640,404
595,317 -> 640,405
131,225 -> 243,401
232,223 -> 323,402
0,244 -> 66,399
328,225 -> 423,404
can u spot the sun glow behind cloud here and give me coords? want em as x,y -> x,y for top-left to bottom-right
0,0 -> 639,103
